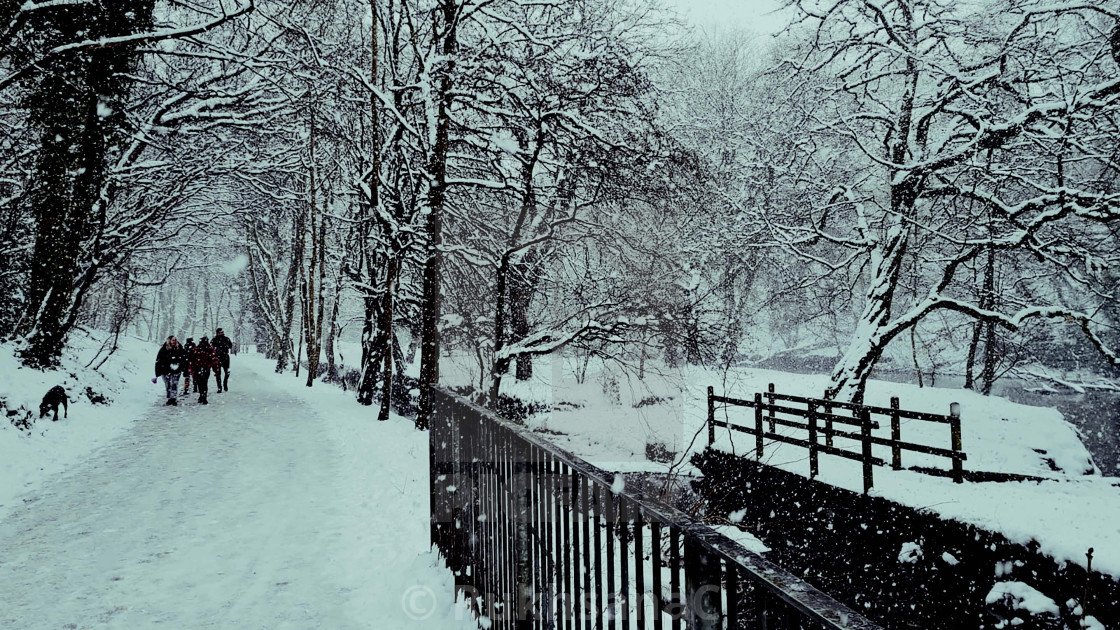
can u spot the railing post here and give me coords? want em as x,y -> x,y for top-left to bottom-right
448,397 -> 464,577
807,402 -> 818,479
753,392 -> 764,460
605,487 -> 617,630
684,534 -> 721,630
707,386 -> 715,447
513,441 -> 535,629
651,520 -> 663,630
950,402 -> 963,483
429,388 -> 456,557
890,396 -> 902,470
860,407 -> 874,494
429,385 -> 439,550
669,527 -> 681,630
766,383 -> 776,433
455,403 -> 480,591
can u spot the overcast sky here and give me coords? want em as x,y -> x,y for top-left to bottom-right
660,0 -> 790,35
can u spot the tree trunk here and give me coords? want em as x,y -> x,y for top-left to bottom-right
167,285 -> 178,342
511,255 -> 536,381
324,261 -> 343,382
416,0 -> 458,430
356,3 -> 385,407
304,110 -> 325,387
489,128 -> 544,406
978,249 -> 999,395
964,321 -> 982,390
826,212 -> 911,404
17,1 -> 156,367
201,279 -> 211,339
234,290 -> 246,356
277,209 -> 303,373
911,327 -> 923,388
490,253 -> 512,405
357,286 -> 383,404
313,210 -> 327,380
376,254 -> 398,420
19,92 -> 104,367
827,45 -> 920,403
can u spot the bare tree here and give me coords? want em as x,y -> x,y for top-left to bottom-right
757,0 -> 1120,402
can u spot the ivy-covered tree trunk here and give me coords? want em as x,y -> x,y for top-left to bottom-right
17,0 -> 156,368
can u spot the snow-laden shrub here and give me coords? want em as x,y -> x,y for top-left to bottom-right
984,581 -> 1062,629
2,396 -> 34,433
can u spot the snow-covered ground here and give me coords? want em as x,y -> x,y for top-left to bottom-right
434,353 -> 1120,580
9,330 -> 1114,626
0,336 -> 477,629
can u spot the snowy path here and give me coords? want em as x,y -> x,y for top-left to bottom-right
0,358 -> 476,629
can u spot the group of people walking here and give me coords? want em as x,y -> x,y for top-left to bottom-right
154,328 -> 234,406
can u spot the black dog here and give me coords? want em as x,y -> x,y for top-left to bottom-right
39,386 -> 68,421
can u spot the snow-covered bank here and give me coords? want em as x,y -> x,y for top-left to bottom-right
0,331 -> 154,521
433,353 -> 1120,580
436,354 -> 1097,476
699,370 -> 1119,579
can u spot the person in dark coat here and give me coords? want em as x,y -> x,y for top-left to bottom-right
189,337 -> 221,405
212,328 -> 233,392
181,338 -> 196,395
154,336 -> 188,406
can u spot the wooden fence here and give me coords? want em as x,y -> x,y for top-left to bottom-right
430,386 -> 882,630
707,384 -> 966,493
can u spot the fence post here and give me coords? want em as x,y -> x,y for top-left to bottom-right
890,396 -> 902,470
860,407 -> 874,494
754,392 -> 764,460
1085,547 -> 1095,608
823,395 -> 834,447
684,533 -> 722,630
767,383 -> 776,433
707,386 -> 715,447
950,402 -> 963,483
808,402 -> 818,479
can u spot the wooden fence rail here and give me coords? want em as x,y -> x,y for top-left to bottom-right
430,386 -> 883,630
707,384 -> 965,493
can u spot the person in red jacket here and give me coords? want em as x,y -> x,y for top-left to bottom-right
188,337 -> 221,405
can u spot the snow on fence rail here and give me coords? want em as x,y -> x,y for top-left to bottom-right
707,384 -> 965,493
429,386 -> 882,630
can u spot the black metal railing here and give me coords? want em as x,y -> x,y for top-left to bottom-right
430,386 -> 883,630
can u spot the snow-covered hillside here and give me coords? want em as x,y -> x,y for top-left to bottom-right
0,330 -> 154,520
